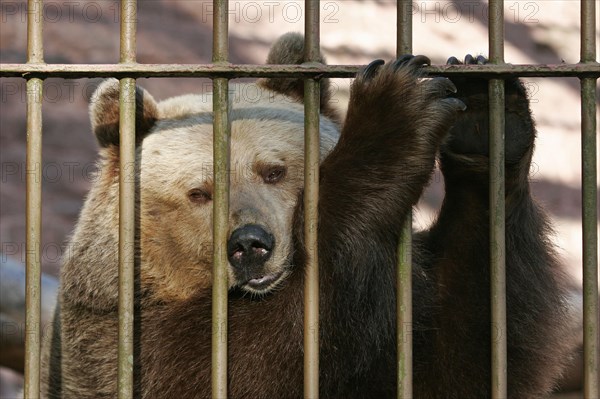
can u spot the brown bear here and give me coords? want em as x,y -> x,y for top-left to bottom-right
41,33 -> 577,398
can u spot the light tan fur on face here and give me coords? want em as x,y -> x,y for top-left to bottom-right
136,84 -> 339,301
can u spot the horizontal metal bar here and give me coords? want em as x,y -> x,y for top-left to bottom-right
1,63 -> 598,79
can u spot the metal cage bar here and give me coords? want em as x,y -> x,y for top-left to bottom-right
8,0 -> 600,397
581,1 -> 598,397
303,2 -> 321,398
581,75 -> 598,399
117,1 -> 137,398
24,0 -> 44,397
211,1 -> 230,398
396,1 -> 413,398
3,63 -> 598,79
488,0 -> 507,398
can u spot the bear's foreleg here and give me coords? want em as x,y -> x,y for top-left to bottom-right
415,55 -> 576,398
308,56 -> 464,397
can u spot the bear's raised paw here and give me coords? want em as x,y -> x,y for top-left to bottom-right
442,54 -> 535,166
345,55 -> 465,147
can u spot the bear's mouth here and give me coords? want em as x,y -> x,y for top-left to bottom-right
240,270 -> 285,293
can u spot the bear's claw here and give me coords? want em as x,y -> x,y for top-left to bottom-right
361,59 -> 385,81
440,97 -> 467,111
446,56 -> 460,65
431,77 -> 458,94
392,54 -> 431,70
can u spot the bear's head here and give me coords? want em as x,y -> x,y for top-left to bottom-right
76,33 -> 340,306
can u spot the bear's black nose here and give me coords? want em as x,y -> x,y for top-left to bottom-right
227,224 -> 274,270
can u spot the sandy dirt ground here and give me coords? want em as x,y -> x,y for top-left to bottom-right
1,0 -> 598,397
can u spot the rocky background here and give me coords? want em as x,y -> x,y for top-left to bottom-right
1,0 -> 598,397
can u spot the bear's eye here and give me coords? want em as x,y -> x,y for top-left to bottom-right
188,188 -> 212,204
262,166 -> 286,184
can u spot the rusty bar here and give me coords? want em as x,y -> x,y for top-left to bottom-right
581,1 -> 598,396
117,0 -> 137,398
24,0 -> 44,397
488,0 -> 507,397
396,1 -> 413,398
211,1 -> 230,398
304,2 -> 321,398
2,63 -> 599,79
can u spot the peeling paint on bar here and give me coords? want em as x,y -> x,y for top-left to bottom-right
2,63 -> 599,79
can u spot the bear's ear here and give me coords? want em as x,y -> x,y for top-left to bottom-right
259,33 -> 338,121
89,78 -> 159,148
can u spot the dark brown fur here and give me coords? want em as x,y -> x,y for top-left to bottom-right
41,37 -> 577,398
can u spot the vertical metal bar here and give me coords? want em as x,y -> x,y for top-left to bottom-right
580,0 -> 596,64
212,1 -> 230,398
118,77 -> 136,399
488,79 -> 506,399
488,0 -> 507,398
24,0 -> 44,397
27,0 -> 43,63
397,0 -> 412,55
581,75 -> 598,399
304,2 -> 320,398
580,1 -> 598,397
118,1 -> 137,398
304,79 -> 320,399
396,1 -> 413,398
396,215 -> 412,399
